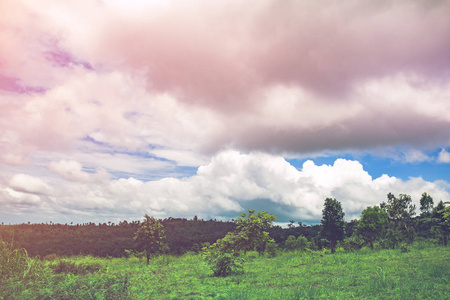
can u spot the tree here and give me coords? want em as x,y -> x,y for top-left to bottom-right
356,206 -> 388,250
380,193 -> 416,246
431,201 -> 449,246
234,209 -> 277,254
288,220 -> 295,229
320,198 -> 345,253
208,209 -> 277,255
285,235 -> 297,251
134,215 -> 167,265
419,192 -> 434,217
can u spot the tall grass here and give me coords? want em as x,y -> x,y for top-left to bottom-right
1,242 -> 449,299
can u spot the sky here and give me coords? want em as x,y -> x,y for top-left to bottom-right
1,0 -> 450,225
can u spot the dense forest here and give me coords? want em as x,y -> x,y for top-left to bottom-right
0,192 -> 448,258
0,217 -> 323,257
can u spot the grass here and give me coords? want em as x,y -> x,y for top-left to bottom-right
1,244 -> 449,299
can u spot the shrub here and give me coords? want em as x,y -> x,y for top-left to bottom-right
343,234 -> 364,251
49,260 -> 103,275
265,242 -> 279,258
0,240 -> 30,282
400,244 -> 410,253
285,235 -> 308,252
209,253 -> 244,277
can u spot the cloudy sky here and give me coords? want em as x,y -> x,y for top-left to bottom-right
1,0 -> 450,225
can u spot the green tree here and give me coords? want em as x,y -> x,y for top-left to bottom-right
233,209 -> 277,254
380,193 -> 416,246
320,198 -> 345,253
431,201 -> 449,246
356,206 -> 388,250
134,215 -> 167,265
208,209 -> 277,255
285,235 -> 297,251
419,192 -> 434,217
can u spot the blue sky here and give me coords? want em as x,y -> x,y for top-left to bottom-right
288,149 -> 450,184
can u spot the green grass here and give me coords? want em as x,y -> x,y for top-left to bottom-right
1,244 -> 449,299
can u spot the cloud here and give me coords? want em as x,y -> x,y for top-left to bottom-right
2,151 -> 449,223
9,174 -> 52,195
49,160 -> 110,182
1,0 -> 450,224
1,0 -> 450,163
437,149 -> 450,163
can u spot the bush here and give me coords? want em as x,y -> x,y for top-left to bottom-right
209,253 -> 244,277
265,242 -> 279,258
0,240 -> 30,282
343,234 -> 364,251
400,244 -> 410,253
285,235 -> 308,251
49,260 -> 103,275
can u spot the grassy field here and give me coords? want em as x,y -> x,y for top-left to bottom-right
1,243 -> 449,299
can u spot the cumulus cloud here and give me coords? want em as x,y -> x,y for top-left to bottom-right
3,151 -> 448,223
437,149 -> 450,163
1,1 -> 450,223
9,174 -> 52,195
0,0 -> 449,161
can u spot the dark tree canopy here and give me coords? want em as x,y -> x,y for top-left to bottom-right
381,193 -> 416,221
380,193 -> 416,246
356,206 -> 388,250
321,198 -> 345,253
420,192 -> 434,216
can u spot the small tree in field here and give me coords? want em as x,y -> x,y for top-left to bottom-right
204,209 -> 276,277
356,206 -> 388,250
234,209 -> 277,254
321,198 -> 345,253
134,215 -> 167,265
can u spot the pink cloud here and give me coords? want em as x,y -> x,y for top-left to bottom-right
0,0 -> 449,161
86,0 -> 450,109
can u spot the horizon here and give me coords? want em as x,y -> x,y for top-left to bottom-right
1,0 -> 449,225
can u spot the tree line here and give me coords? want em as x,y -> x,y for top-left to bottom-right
0,192 -> 448,261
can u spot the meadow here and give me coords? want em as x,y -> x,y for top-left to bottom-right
1,242 -> 449,300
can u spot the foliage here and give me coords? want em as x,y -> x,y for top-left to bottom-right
202,209 -> 277,277
431,201 -> 450,246
3,242 -> 449,299
285,235 -> 308,251
49,260 -> 104,275
356,206 -> 388,249
419,192 -> 434,216
234,209 -> 277,254
0,218 -> 237,258
381,193 -> 416,221
207,253 -> 244,277
381,193 -> 416,247
0,239 -> 30,282
265,241 -> 279,258
134,215 -> 168,264
342,234 -> 364,251
321,198 -> 345,253
207,209 -> 277,256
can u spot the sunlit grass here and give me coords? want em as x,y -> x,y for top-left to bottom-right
1,243 -> 449,299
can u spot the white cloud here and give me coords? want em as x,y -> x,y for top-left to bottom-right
49,160 -> 110,182
437,149 -> 450,163
3,151 -> 449,223
9,174 -> 52,195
